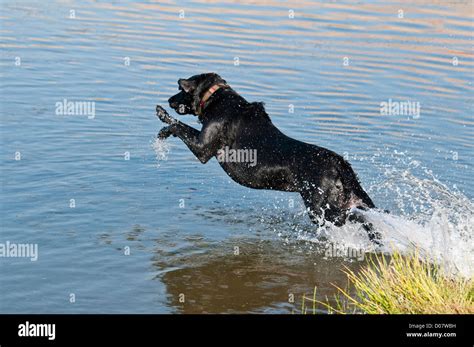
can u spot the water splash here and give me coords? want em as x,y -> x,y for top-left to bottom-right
299,150 -> 473,278
151,138 -> 171,168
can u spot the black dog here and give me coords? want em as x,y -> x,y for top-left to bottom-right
157,73 -> 377,235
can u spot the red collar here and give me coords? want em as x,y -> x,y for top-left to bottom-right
197,84 -> 228,115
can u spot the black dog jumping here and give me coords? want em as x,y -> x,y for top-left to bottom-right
157,73 -> 376,234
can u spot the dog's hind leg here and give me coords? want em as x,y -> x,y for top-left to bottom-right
300,188 -> 344,225
346,210 -> 382,244
301,189 -> 382,244
300,189 -> 328,225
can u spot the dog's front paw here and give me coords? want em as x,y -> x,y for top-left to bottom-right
158,125 -> 176,140
156,105 -> 176,124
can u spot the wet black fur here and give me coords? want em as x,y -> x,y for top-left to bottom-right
157,73 -> 377,237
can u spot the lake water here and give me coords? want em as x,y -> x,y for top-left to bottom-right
0,0 -> 472,313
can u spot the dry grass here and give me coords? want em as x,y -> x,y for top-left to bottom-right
302,251 -> 474,314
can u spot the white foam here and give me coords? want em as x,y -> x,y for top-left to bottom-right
300,151 -> 474,278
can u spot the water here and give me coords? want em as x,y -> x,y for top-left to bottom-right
0,0 -> 472,313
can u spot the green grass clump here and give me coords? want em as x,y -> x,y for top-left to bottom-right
303,251 -> 474,314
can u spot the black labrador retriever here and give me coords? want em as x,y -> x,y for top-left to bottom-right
156,73 -> 377,236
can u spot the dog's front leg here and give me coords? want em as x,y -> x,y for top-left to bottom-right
156,105 -> 177,125
155,105 -> 221,163
158,125 -> 177,139
172,122 -> 222,164
156,104 -> 201,141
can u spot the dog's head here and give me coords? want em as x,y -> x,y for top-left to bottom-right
168,73 -> 227,116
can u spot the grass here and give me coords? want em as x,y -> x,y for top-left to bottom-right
302,251 -> 474,314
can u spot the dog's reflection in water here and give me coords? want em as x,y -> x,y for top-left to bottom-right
153,239 -> 364,313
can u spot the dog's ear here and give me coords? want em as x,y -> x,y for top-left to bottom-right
178,78 -> 196,93
209,73 -> 226,85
